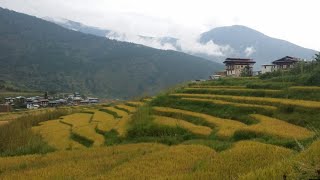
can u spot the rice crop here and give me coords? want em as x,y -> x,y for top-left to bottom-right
175,141 -> 294,179
115,104 -> 137,113
185,87 -> 282,93
171,93 -> 320,109
153,115 -> 212,136
126,101 -> 144,107
216,141 -> 294,178
0,121 -> 8,126
153,107 -> 313,140
104,144 -> 218,179
103,107 -> 127,118
0,143 -> 167,179
239,114 -> 315,140
153,107 -> 246,138
289,86 -> 320,91
72,124 -> 105,147
91,111 -> 118,133
59,113 -> 92,127
114,115 -> 131,137
0,141 -> 313,179
239,140 -> 320,180
181,97 -> 277,110
32,120 -> 85,150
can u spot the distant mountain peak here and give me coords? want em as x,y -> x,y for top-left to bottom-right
42,16 -> 316,67
200,25 -> 316,67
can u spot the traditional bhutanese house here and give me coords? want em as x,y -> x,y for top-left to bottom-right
88,97 -> 99,104
261,64 -> 276,74
272,56 -> 300,70
48,101 -> 59,107
72,97 -> 83,105
39,99 -> 49,107
223,58 -> 256,77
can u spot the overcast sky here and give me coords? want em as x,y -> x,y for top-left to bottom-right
1,0 -> 319,51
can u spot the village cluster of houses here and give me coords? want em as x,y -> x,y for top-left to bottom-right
210,56 -> 303,79
2,92 -> 99,111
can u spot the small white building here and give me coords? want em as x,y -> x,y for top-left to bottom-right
209,75 -> 221,80
261,64 -> 275,74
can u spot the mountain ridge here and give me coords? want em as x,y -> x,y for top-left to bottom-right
0,7 -> 222,99
46,18 -> 317,67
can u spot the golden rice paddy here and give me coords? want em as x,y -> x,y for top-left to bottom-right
153,106 -> 246,138
181,97 -> 277,110
92,110 -> 118,133
126,101 -> 144,107
153,115 -> 212,136
32,120 -> 85,150
115,104 -> 136,113
171,93 -> 320,109
240,114 -> 315,140
185,87 -> 282,93
153,107 -> 314,140
0,141 -> 299,179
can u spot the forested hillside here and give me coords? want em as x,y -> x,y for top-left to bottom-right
0,8 -> 222,98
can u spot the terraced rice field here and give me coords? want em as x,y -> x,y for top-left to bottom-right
171,93 -> 320,109
185,87 -> 282,93
32,105 -> 140,148
60,113 -> 92,127
153,115 -> 212,136
181,97 -> 277,110
1,78 -> 319,179
153,106 -> 314,140
0,141 -> 305,179
32,120 -> 85,150
115,104 -> 136,113
103,106 -> 133,136
126,101 -> 144,107
153,106 -> 246,138
241,114 -> 315,140
91,110 -> 118,132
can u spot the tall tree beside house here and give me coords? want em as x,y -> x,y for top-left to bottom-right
240,65 -> 252,77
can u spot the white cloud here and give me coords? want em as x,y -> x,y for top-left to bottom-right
106,31 -> 177,50
0,0 -> 319,51
106,30 -> 231,57
244,46 -> 256,57
177,39 -> 231,57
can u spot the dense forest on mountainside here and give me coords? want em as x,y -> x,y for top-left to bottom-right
0,8 -> 222,98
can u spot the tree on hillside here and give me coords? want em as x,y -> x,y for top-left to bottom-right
315,52 -> 320,62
